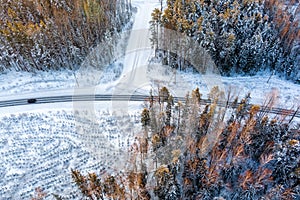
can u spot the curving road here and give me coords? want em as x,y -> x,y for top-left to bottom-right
0,94 -> 299,118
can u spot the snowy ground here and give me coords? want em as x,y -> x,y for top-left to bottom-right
1,64 -> 299,109
0,108 -> 142,199
0,0 -> 299,199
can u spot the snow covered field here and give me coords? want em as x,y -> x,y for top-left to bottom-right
0,0 -> 299,199
0,109 -> 141,199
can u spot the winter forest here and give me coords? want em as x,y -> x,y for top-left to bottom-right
71,87 -> 300,199
0,0 -> 132,71
150,0 -> 300,82
0,0 -> 299,199
0,0 -> 299,81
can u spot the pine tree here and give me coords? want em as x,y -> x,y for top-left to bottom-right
0,0 -> 132,72
141,108 -> 150,127
71,87 -> 300,199
153,0 -> 300,82
150,8 -> 162,50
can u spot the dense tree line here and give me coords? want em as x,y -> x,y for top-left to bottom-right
69,87 -> 299,199
0,0 -> 132,71
150,0 -> 300,83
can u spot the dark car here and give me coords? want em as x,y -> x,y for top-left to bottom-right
27,98 -> 37,103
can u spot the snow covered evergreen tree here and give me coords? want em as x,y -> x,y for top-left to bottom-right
151,0 -> 300,82
0,0 -> 132,72
70,87 -> 299,199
